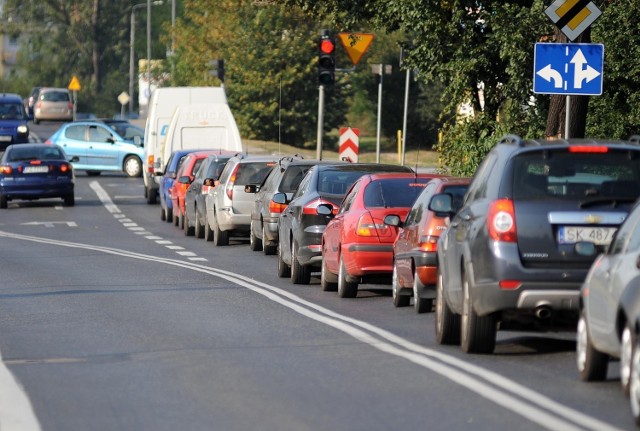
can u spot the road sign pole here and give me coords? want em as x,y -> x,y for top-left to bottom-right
376,64 -> 382,164
316,85 -> 325,161
565,95 -> 571,139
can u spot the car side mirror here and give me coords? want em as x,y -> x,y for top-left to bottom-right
244,184 -> 259,193
384,214 -> 402,228
133,136 -> 142,147
272,192 -> 288,205
107,137 -> 115,144
178,175 -> 192,184
204,178 -> 216,187
316,203 -> 334,217
429,193 -> 454,217
70,156 -> 80,163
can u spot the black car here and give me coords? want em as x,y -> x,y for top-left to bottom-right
436,135 -> 640,354
276,163 -> 413,285
183,153 -> 233,238
247,156 -> 343,255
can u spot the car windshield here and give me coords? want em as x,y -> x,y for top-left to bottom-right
512,150 -> 640,200
8,146 -> 63,161
363,178 -> 431,208
0,103 -> 25,120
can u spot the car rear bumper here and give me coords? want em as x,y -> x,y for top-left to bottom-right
217,208 -> 250,233
1,180 -> 74,199
345,244 -> 394,277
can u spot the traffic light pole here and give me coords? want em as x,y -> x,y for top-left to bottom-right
316,85 -> 325,160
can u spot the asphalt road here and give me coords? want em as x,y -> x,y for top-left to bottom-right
0,159 -> 636,430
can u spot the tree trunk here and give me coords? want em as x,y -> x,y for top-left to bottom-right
91,0 -> 100,94
544,28 -> 591,139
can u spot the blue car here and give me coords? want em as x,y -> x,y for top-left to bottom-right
45,121 -> 144,177
0,93 -> 29,151
160,149 -> 197,223
0,143 -> 75,208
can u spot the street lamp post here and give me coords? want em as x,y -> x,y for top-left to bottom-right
129,1 -> 163,116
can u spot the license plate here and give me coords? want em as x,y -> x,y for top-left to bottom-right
558,226 -> 617,245
0,136 -> 11,142
23,166 -> 49,174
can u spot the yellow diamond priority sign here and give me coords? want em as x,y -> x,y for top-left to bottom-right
545,0 -> 602,41
338,33 -> 374,66
68,75 -> 81,91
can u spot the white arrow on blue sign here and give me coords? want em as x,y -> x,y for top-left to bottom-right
533,43 -> 604,96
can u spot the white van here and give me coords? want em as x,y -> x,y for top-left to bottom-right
143,86 -> 227,203
161,102 -> 243,166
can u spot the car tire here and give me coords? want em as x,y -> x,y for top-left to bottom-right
435,268 -> 460,345
160,204 -> 166,221
173,208 -> 180,226
413,268 -> 432,313
0,194 -> 7,209
321,254 -> 338,292
291,241 -> 311,284
461,270 -> 496,354
63,193 -> 75,207
184,209 -> 194,236
147,187 -> 157,204
194,210 -> 204,239
178,213 -> 185,230
392,264 -> 410,307
630,341 -> 640,425
212,212 -> 228,246
33,117 -> 39,125
87,171 -> 101,176
165,205 -> 173,223
124,156 -> 142,178
576,312 -> 609,381
249,221 -> 262,252
262,225 -> 277,255
203,217 -> 213,242
277,243 -> 291,278
338,255 -> 358,298
622,325 -> 634,395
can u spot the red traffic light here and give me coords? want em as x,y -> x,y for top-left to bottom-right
320,39 -> 335,54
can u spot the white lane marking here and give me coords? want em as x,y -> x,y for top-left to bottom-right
176,251 -> 197,257
0,231 -> 622,431
155,240 -> 172,245
134,231 -> 152,235
145,236 -> 162,240
0,351 -> 42,430
166,245 -> 184,250
128,227 -> 145,231
188,257 -> 208,262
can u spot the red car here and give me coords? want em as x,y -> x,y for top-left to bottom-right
386,177 -> 470,312
320,172 -> 444,298
170,150 -> 219,229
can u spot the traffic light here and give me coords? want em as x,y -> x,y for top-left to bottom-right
318,33 -> 335,85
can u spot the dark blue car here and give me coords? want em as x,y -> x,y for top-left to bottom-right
0,93 -> 29,151
0,143 -> 75,208
159,149 -> 197,223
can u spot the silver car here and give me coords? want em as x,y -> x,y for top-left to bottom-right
33,87 -> 73,124
205,154 -> 279,246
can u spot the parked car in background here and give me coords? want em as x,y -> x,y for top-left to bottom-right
276,163 -> 413,285
0,93 -> 29,151
320,172 -> 441,298
183,152 -> 234,238
247,156 -> 341,254
205,154 -> 278,246
170,150 -> 219,230
0,143 -> 75,208
45,121 -> 144,177
436,135 -> 640,354
159,150 -> 196,223
33,87 -> 73,124
386,177 -> 470,312
577,200 -> 640,394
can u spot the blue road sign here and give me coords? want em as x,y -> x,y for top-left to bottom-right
533,43 -> 604,95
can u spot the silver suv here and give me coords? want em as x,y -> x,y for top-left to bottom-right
205,154 -> 279,246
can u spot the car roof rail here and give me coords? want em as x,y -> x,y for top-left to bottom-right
498,134 -> 525,146
629,135 -> 640,145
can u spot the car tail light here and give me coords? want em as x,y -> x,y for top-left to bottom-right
226,164 -> 240,200
147,155 -> 154,173
499,280 -> 521,290
0,165 -> 12,175
419,235 -> 439,252
302,198 -> 337,215
68,101 -> 74,110
487,198 -> 517,242
356,213 -> 391,237
44,139 -> 52,145
269,199 -> 287,213
568,146 -> 608,153
60,163 -> 71,173
29,160 -> 42,165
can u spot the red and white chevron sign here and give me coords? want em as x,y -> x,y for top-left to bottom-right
339,127 -> 359,163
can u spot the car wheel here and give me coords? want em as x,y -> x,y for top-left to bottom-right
622,325 -> 634,395
147,187 -> 157,204
87,171 -> 101,176
124,156 -> 142,178
263,225 -> 277,255
194,210 -> 204,239
291,241 -> 311,284
338,255 -> 358,298
212,212 -> 228,246
203,217 -> 213,242
173,208 -> 180,226
184,209 -> 194,236
413,268 -> 433,313
277,243 -> 291,278
165,205 -> 173,223
160,204 -> 166,221
435,268 -> 460,345
0,194 -> 7,209
321,254 -> 338,292
63,193 -> 75,207
461,270 -> 496,354
249,221 -> 262,252
178,213 -> 185,230
630,341 -> 640,425
576,311 -> 609,381
392,264 -> 410,307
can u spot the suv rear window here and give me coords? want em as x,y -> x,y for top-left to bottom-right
512,150 -> 640,200
363,178 -> 431,207
41,91 -> 70,102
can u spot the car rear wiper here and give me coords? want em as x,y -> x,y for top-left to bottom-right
579,197 -> 637,208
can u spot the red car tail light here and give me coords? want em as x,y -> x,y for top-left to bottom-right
44,139 -> 52,145
302,198 -> 336,215
269,199 -> 287,213
487,198 -> 517,242
419,235 -> 439,252
60,163 -> 71,173
226,164 -> 240,200
568,146 -> 608,153
29,160 -> 42,165
0,165 -> 12,175
499,280 -> 521,290
356,213 -> 390,237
